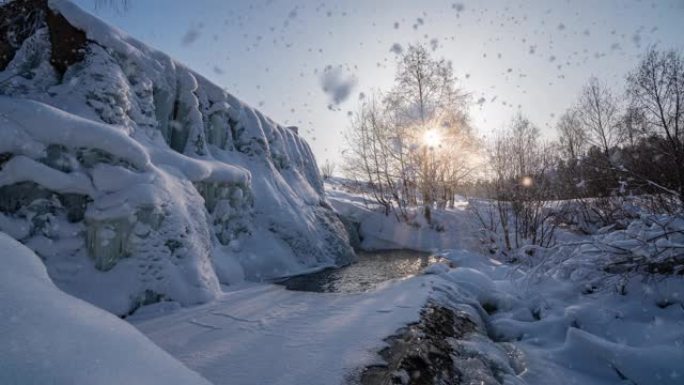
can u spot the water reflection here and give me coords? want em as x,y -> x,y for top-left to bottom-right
278,250 -> 443,293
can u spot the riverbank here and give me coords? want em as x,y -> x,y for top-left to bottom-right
128,184 -> 684,385
325,179 -> 481,253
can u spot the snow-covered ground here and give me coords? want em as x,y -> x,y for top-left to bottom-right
133,279 -> 435,385
127,184 -> 684,385
445,249 -> 684,385
3,177 -> 683,385
329,182 -> 684,384
0,233 -> 212,385
326,179 -> 481,252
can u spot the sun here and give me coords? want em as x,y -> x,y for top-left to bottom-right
423,129 -> 441,148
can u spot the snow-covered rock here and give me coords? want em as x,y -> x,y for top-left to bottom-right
0,232 -> 213,385
0,0 -> 354,315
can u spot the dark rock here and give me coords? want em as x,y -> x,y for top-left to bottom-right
0,0 -> 87,75
339,214 -> 362,250
45,2 -> 87,75
359,304 -> 477,385
0,0 -> 45,69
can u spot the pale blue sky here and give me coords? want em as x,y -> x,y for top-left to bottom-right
73,0 -> 684,165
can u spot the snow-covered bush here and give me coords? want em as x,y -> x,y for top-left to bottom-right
516,214 -> 684,288
592,214 -> 684,276
471,198 -> 558,259
554,196 -> 656,235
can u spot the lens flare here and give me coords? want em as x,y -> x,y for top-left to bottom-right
423,129 -> 441,148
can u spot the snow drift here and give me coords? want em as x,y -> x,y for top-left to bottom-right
0,0 -> 354,315
0,232 -> 213,385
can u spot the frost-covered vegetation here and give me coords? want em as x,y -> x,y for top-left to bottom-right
341,34 -> 684,278
0,0 -> 353,316
466,48 -> 684,284
333,37 -> 683,385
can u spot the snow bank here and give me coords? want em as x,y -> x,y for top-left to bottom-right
0,0 -> 353,315
0,232 -> 212,385
0,96 -> 151,170
326,180 -> 480,252
320,183 -> 684,385
0,155 -> 94,195
432,249 -> 684,385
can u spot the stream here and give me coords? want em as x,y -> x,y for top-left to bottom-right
277,249 -> 444,293
277,249 -> 524,385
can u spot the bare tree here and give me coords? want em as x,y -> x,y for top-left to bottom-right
385,44 -> 463,125
627,47 -> 684,205
344,96 -> 401,216
557,108 -> 587,162
509,114 -> 540,177
577,77 -> 622,156
320,160 -> 336,180
344,43 -> 479,222
476,115 -> 558,254
619,106 -> 648,148
384,43 -> 474,211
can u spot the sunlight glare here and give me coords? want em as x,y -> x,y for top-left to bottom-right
423,129 -> 441,148
521,176 -> 533,187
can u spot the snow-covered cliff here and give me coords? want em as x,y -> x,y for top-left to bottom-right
0,0 -> 354,315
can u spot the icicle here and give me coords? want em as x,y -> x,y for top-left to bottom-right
86,216 -> 132,271
194,181 -> 252,245
207,112 -> 228,149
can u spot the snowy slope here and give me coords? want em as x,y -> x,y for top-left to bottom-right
326,180 -> 481,252
0,0 -> 354,315
0,232 -> 213,385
